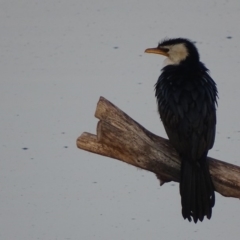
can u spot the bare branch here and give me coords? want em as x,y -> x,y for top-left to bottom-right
77,97 -> 240,198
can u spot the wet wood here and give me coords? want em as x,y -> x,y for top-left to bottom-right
77,96 -> 240,198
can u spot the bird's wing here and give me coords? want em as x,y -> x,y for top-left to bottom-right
156,68 -> 217,160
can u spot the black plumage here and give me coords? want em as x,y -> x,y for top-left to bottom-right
145,38 -> 218,223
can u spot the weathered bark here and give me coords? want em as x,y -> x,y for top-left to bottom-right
77,96 -> 240,198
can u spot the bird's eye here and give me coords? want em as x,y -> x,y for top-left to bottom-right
160,47 -> 169,52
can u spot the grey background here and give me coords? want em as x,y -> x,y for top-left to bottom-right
1,0 -> 240,239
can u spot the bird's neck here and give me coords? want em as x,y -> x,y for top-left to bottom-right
162,55 -> 200,69
162,57 -> 175,67
162,58 -> 202,72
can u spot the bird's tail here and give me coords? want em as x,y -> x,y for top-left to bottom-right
180,157 -> 215,223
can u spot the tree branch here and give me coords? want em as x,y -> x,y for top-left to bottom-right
77,96 -> 240,198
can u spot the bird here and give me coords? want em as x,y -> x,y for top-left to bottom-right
145,38 -> 218,223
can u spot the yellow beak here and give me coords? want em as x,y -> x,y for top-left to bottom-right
144,47 -> 169,57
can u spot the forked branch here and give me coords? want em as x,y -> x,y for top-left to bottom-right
77,97 -> 240,198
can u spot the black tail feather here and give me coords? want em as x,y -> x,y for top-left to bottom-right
180,157 -> 215,223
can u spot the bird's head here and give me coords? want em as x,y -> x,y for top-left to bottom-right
145,38 -> 199,66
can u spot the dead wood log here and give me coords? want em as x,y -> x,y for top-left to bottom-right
77,96 -> 240,198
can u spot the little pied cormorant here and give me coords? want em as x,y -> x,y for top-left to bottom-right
145,38 -> 218,223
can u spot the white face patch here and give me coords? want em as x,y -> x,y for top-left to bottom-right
162,43 -> 189,66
